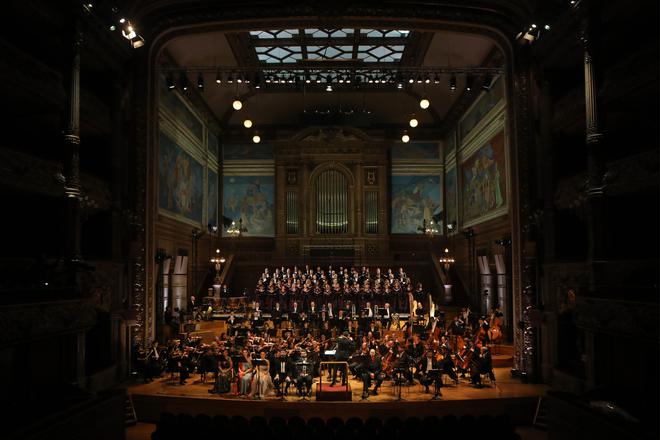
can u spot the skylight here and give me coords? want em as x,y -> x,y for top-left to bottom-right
247,28 -> 411,64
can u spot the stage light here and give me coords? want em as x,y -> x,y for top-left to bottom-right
215,71 -> 222,84
252,132 -> 261,144
449,74 -> 457,91
409,115 -> 418,128
166,74 -> 175,90
243,118 -> 253,128
122,23 -> 136,40
179,73 -> 189,91
481,74 -> 494,91
419,97 -> 430,109
197,73 -> 204,90
401,131 -> 410,143
232,98 -> 243,110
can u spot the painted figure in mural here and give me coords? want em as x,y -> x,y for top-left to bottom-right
175,153 -> 192,215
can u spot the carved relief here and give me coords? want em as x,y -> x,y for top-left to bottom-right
366,170 -> 377,186
287,169 -> 297,185
300,127 -> 361,143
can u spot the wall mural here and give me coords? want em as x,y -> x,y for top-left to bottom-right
158,130 -> 204,223
461,131 -> 506,223
391,175 -> 442,234
208,131 -> 219,161
222,175 -> 275,237
208,169 -> 218,228
445,166 -> 458,225
159,78 -> 204,142
223,144 -> 274,161
459,76 -> 504,141
391,141 -> 441,161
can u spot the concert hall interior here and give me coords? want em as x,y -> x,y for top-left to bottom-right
1,1 -> 658,439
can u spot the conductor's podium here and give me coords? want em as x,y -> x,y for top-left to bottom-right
316,361 -> 352,401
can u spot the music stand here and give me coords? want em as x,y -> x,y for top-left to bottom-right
392,367 -> 407,401
252,359 -> 267,400
427,369 -> 442,400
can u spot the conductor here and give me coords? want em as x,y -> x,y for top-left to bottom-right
331,331 -> 354,386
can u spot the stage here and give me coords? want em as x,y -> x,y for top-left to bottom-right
128,366 -> 547,424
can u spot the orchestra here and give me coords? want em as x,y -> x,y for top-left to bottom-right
139,264 -> 500,400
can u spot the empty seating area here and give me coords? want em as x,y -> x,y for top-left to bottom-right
151,413 -> 521,440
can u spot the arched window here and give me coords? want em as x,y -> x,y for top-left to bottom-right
315,169 -> 348,234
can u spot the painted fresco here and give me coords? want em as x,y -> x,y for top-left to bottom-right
158,130 -> 204,223
445,166 -> 458,225
391,175 -> 442,234
159,76 -> 204,142
208,131 -> 219,161
223,144 -> 274,161
391,141 -> 440,161
222,175 -> 275,237
459,76 -> 504,141
461,131 -> 506,223
444,131 -> 456,159
208,169 -> 218,228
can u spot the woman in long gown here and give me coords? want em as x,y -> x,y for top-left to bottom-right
238,349 -> 253,396
209,349 -> 233,394
249,350 -> 274,399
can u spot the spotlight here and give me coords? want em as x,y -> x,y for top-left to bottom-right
232,98 -> 243,110
215,70 -> 222,84
109,25 -> 116,31
544,24 -> 551,30
408,76 -> 415,84
119,18 -> 126,24
122,23 -> 136,40
179,73 -> 189,91
243,118 -> 253,128
227,73 -> 234,84
409,115 -> 419,128
166,74 -> 175,90
481,74 -> 494,91
252,132 -> 261,144
401,131 -> 410,143
433,73 -> 440,84
466,76 -> 473,91
531,24 -> 537,29
424,74 -> 431,84
197,73 -> 204,90
130,35 -> 145,49
254,76 -> 261,89
449,74 -> 457,91
236,73 -> 243,84
419,97 -> 430,109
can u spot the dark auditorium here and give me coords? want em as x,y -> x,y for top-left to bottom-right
0,1 -> 658,439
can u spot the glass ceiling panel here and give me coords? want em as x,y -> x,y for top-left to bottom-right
248,29 -> 410,64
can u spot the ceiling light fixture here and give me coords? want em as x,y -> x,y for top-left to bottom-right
197,73 -> 204,90
449,74 -> 457,92
232,98 -> 243,110
409,115 -> 419,128
166,74 -> 175,90
419,97 -> 430,109
215,70 -> 222,84
252,132 -> 261,144
243,118 -> 253,128
179,73 -> 189,91
466,75 -> 474,92
401,131 -> 410,143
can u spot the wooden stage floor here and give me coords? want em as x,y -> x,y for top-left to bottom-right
128,367 -> 548,423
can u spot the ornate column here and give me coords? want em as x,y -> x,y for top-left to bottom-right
63,21 -> 84,270
580,1 -> 606,389
581,6 -> 606,267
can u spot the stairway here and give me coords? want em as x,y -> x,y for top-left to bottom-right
125,393 -> 138,427
533,396 -> 549,431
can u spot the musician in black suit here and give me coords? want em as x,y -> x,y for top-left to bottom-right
418,350 -> 442,395
271,349 -> 294,396
471,345 -> 495,387
294,350 -> 314,396
331,331 -> 354,386
361,349 -> 385,398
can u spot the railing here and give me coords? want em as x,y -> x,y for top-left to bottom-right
318,361 -> 350,393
